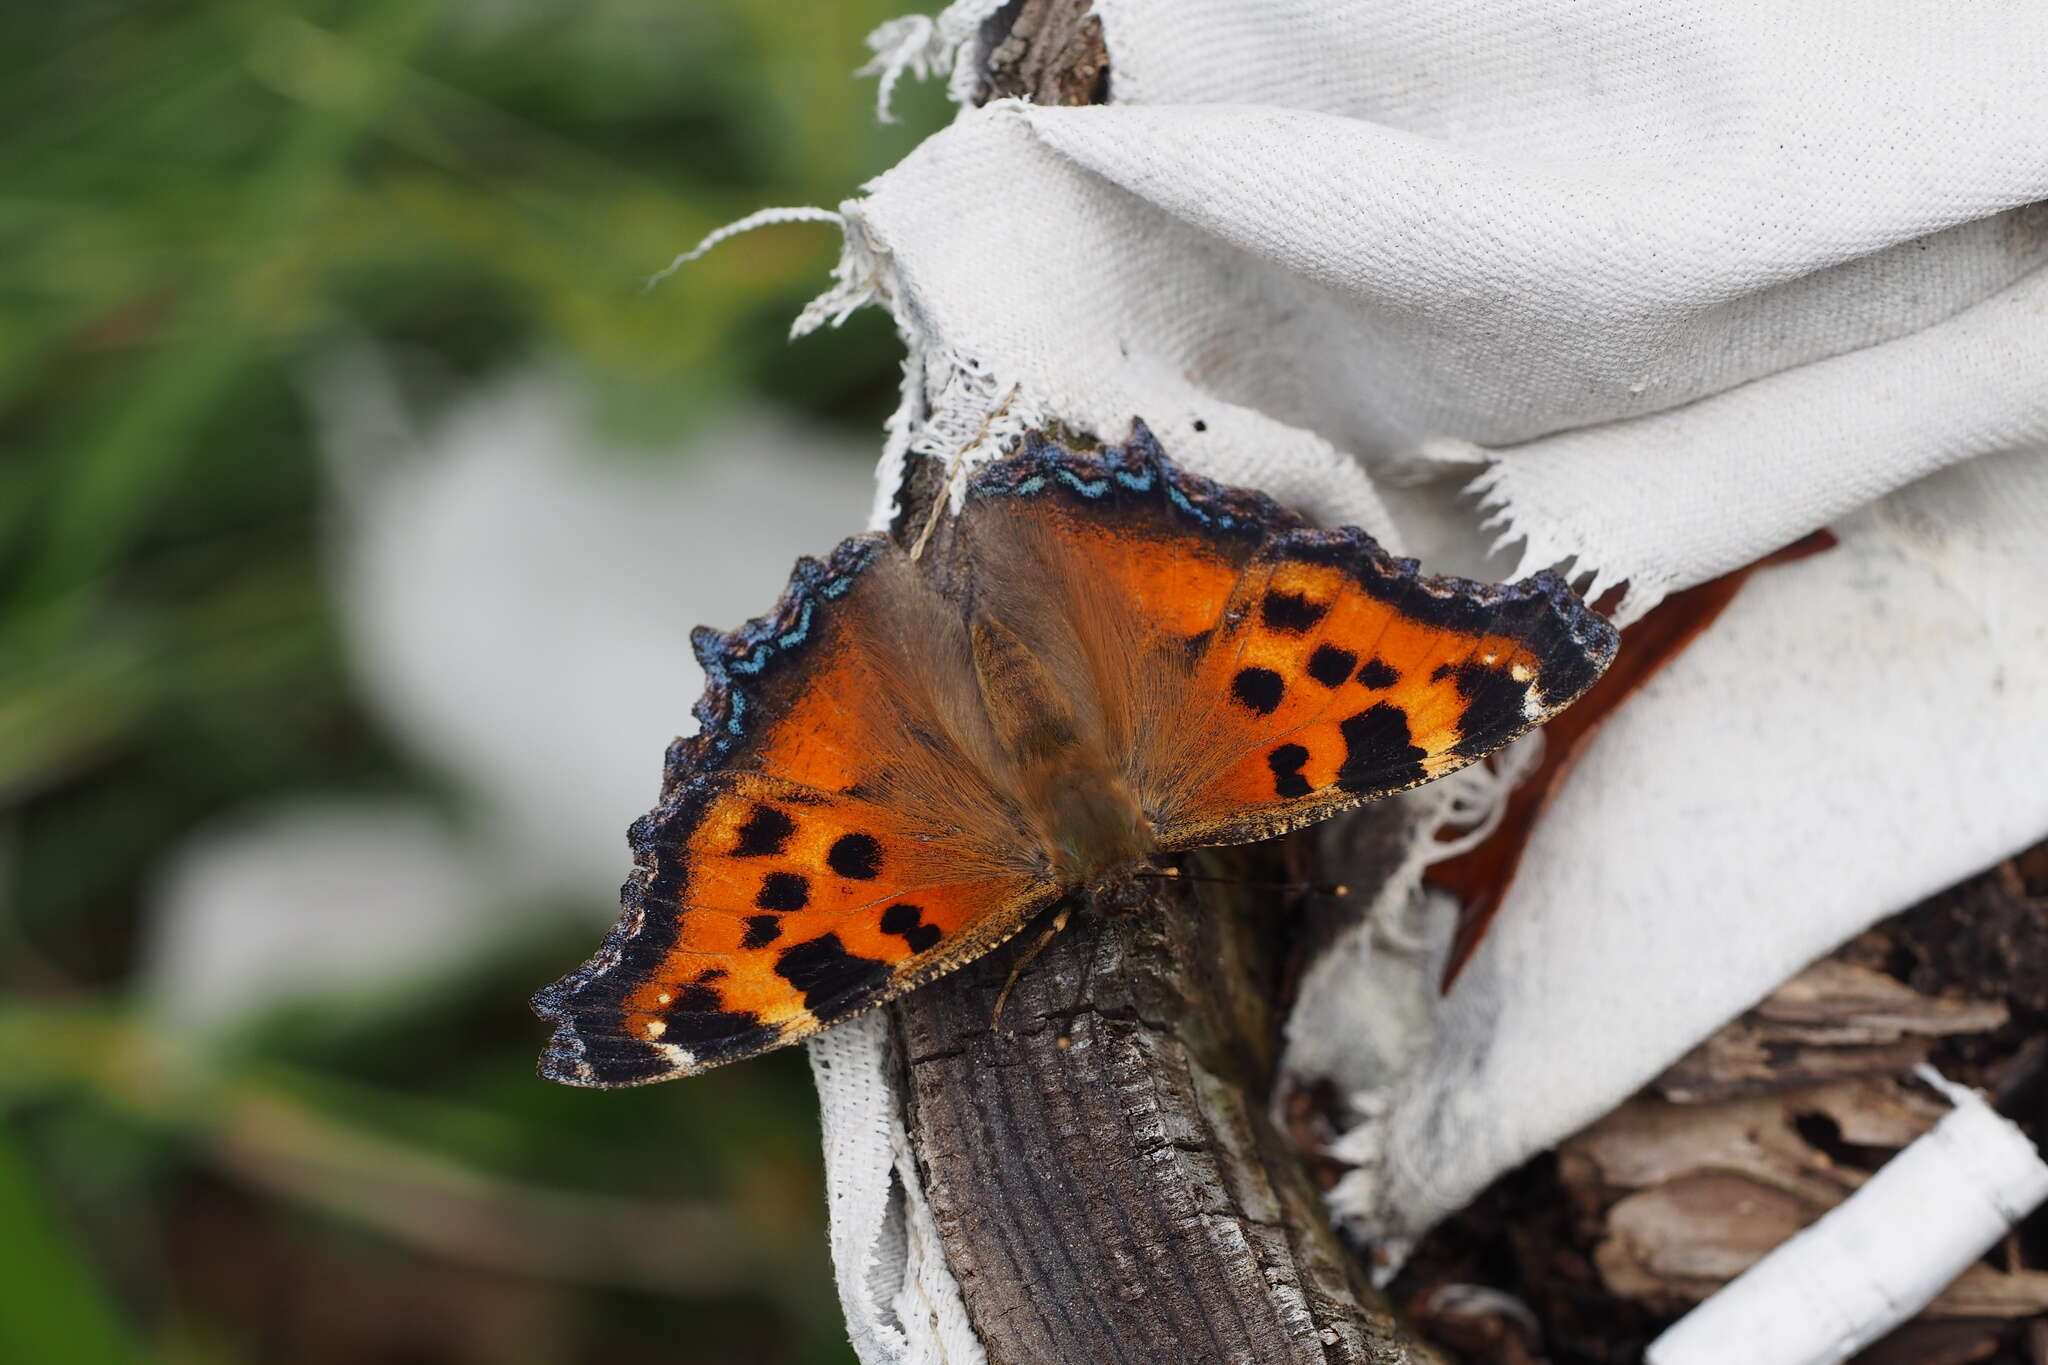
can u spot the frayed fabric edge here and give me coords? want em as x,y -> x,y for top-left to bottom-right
778,199 -> 1049,536
650,197 -> 1043,536
808,1013 -> 988,1365
859,0 -> 1015,123
1446,440 -> 1669,629
645,206 -> 848,294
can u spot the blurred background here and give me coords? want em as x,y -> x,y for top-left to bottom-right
0,3 -> 948,1361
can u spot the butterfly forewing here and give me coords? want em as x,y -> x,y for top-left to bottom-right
1155,535 -> 1616,849
534,537 -> 1057,1088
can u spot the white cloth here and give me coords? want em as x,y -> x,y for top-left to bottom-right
781,3 -> 2048,1358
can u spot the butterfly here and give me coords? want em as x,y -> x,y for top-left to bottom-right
533,423 -> 1618,1086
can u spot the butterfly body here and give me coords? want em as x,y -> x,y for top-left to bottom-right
962,610 -> 1157,880
534,424 -> 1618,1087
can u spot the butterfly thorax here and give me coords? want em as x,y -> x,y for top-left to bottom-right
1021,745 -> 1154,880
968,612 -> 1156,879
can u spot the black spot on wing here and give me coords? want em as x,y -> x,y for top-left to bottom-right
1306,644 -> 1357,688
1231,666 -> 1285,716
1260,591 -> 1328,634
659,983 -> 779,1055
1267,743 -> 1313,798
1336,703 -> 1428,794
1357,658 -> 1399,689
880,902 -> 942,954
669,982 -> 721,1014
731,804 -> 795,858
1445,661 -> 1533,758
775,933 -> 890,1015
826,832 -> 882,881
741,914 -> 782,949
756,871 -> 809,912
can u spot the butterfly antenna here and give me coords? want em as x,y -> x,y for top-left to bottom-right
990,901 -> 1072,1033
1137,866 -> 1350,897
909,383 -> 1022,562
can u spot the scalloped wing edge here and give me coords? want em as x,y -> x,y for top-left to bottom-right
966,419 -> 1309,551
970,420 -> 1614,694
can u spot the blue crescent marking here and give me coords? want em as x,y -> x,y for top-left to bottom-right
1055,467 -> 1110,497
1166,484 -> 1211,524
778,600 -> 814,650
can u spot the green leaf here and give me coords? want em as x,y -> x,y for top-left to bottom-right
0,1122 -> 138,1365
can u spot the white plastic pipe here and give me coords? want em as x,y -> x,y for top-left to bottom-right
1648,1069 -> 2048,1365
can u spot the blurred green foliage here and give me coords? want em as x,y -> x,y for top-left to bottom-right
0,2 -> 944,1360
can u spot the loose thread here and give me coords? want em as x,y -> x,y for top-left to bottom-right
908,383 -> 1020,562
642,206 -> 846,293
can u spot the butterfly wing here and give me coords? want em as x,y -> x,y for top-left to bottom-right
1155,534 -> 1618,848
534,538 -> 1060,1088
953,426 -> 1618,854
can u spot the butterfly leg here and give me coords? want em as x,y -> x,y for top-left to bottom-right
990,901 -> 1074,1033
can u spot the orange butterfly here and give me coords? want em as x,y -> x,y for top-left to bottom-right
533,425 -> 1617,1086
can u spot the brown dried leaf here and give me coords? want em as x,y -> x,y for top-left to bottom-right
1594,1175 -> 1815,1310
1656,959 -> 2007,1104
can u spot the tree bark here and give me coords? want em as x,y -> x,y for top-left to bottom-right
881,13 -> 1435,1362
972,0 -> 1111,107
